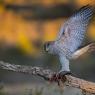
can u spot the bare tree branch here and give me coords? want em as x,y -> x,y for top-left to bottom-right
0,61 -> 95,94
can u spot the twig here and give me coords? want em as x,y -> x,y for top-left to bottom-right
0,61 -> 95,94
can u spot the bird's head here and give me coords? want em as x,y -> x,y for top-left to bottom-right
43,41 -> 54,53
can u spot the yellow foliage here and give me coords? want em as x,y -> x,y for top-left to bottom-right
17,31 -> 37,55
76,0 -> 95,6
43,19 -> 64,41
5,0 -> 16,4
0,5 -> 5,14
0,0 -> 95,56
88,24 -> 95,40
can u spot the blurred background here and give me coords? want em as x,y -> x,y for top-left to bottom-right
0,0 -> 95,95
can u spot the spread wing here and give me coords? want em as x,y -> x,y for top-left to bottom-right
57,5 -> 94,52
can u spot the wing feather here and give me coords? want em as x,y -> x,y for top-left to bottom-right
57,5 -> 94,52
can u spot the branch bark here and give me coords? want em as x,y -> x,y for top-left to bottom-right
0,61 -> 95,94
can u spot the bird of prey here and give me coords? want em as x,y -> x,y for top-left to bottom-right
44,5 -> 94,79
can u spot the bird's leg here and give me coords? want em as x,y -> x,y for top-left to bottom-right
49,56 -> 71,84
59,56 -> 71,75
71,42 -> 95,60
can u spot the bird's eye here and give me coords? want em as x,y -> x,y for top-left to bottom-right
44,42 -> 50,52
